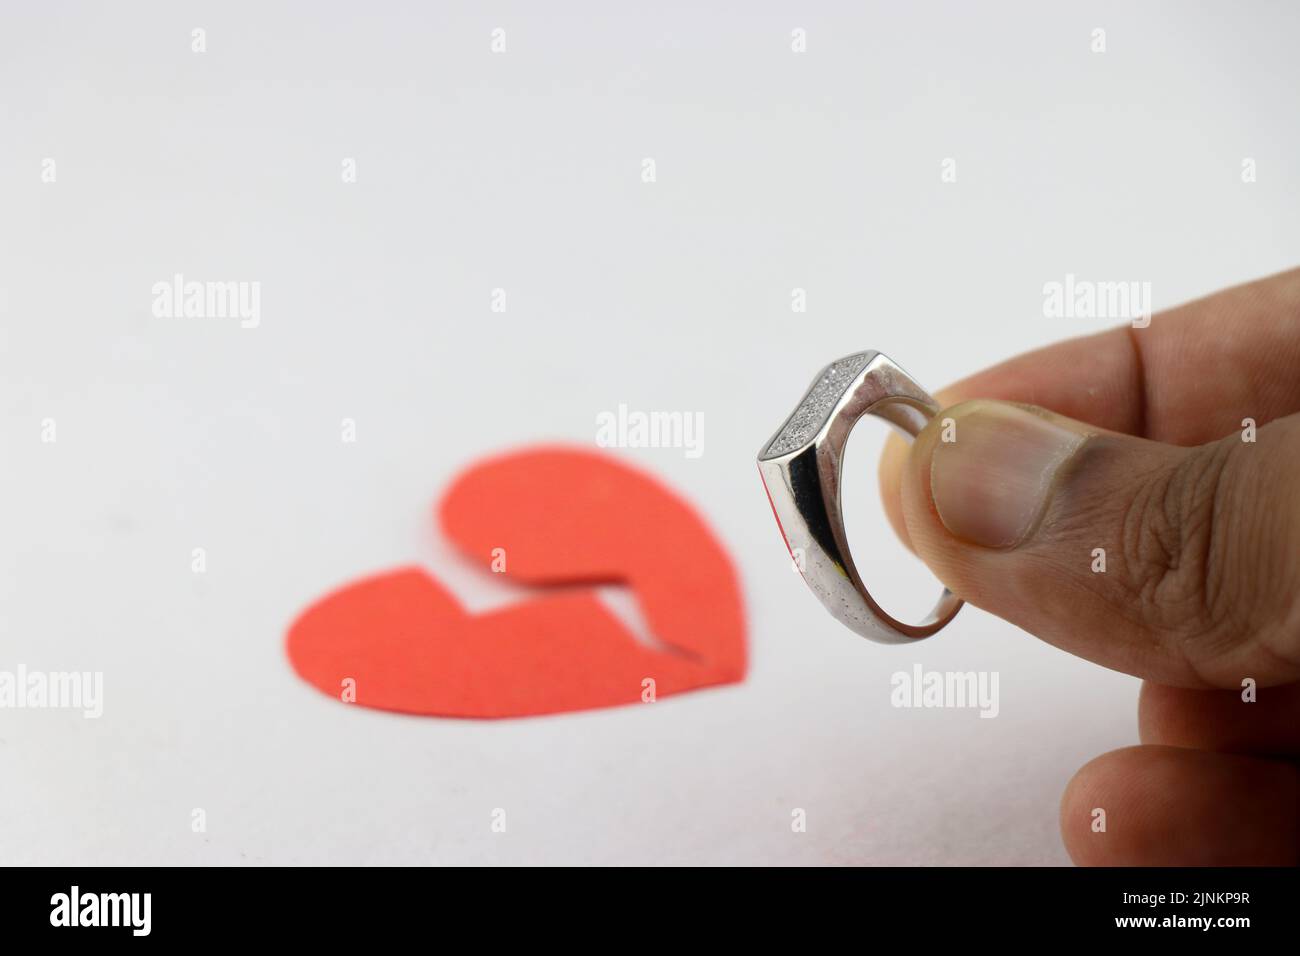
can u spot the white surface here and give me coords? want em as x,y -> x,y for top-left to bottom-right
2,1 -> 1297,865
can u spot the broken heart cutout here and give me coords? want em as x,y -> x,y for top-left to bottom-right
286,446 -> 746,717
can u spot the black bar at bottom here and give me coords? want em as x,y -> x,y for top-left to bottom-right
0,865 -> 1292,942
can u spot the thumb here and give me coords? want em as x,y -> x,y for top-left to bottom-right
886,399 -> 1300,688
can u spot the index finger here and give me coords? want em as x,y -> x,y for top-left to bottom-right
936,266 -> 1300,443
880,266 -> 1300,546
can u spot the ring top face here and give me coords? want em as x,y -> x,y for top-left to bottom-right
757,351 -> 962,644
760,351 -> 877,460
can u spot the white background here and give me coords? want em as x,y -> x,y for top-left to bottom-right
2,1 -> 1297,865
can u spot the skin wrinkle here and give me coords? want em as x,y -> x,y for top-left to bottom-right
1163,446 -> 1240,685
1129,481 -> 1173,605
1203,439 -> 1233,623
1012,438 -> 1200,682
1191,426 -> 1300,679
1249,444 -> 1300,677
1058,439 -> 1176,615
1248,430 -> 1300,673
1202,437 -> 1262,640
1009,425 -> 1272,687
1267,544 -> 1300,670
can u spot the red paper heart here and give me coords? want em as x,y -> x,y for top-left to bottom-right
286,446 -> 746,717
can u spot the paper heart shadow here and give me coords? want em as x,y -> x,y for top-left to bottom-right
286,446 -> 746,717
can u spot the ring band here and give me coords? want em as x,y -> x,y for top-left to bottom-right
757,351 -> 962,643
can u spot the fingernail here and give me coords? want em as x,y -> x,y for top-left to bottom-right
929,402 -> 1087,549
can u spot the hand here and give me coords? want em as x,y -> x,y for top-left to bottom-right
878,268 -> 1300,865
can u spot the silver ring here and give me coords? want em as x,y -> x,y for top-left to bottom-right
757,350 -> 962,643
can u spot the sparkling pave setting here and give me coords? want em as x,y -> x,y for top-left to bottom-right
760,351 -> 875,459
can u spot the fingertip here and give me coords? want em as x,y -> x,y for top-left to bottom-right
1059,746 -> 1143,867
877,431 -> 913,551
875,386 -> 968,555
1060,745 -> 1299,866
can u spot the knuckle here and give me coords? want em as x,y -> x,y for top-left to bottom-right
1116,439 -> 1240,643
1046,419 -> 1300,685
